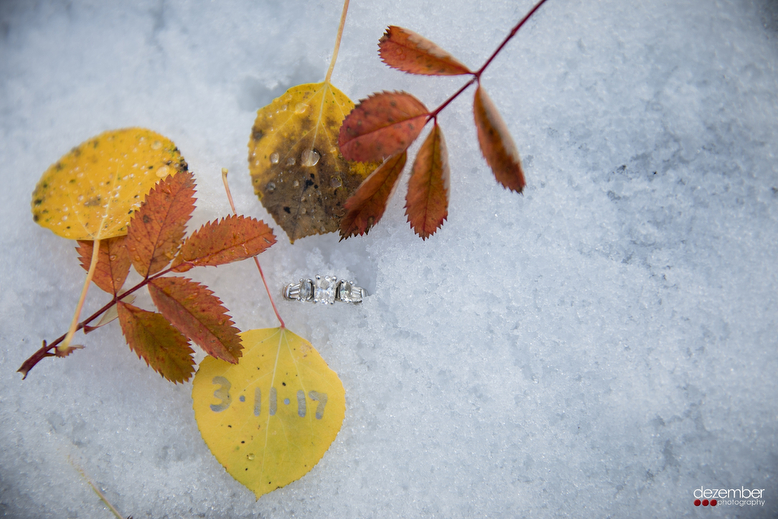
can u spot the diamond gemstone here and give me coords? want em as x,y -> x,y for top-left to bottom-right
298,279 -> 313,301
337,280 -> 364,303
313,275 -> 337,304
285,279 -> 313,301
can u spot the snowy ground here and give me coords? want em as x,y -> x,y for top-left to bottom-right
1,0 -> 777,517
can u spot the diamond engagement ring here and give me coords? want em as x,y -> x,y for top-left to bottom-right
283,275 -> 367,305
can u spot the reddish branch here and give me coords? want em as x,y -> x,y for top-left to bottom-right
430,0 -> 550,119
18,264 -> 189,379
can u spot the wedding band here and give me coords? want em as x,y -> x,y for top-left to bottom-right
283,275 -> 366,305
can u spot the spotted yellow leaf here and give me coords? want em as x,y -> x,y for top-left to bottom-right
31,128 -> 188,241
192,327 -> 345,499
248,82 -> 377,243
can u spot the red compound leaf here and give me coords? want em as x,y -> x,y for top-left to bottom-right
379,26 -> 472,76
340,152 -> 407,239
405,123 -> 449,240
339,91 -> 429,162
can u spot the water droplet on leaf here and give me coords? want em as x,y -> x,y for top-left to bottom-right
301,149 -> 321,167
247,83 -> 378,242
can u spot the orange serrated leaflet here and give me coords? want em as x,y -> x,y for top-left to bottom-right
149,276 -> 242,364
192,327 -> 345,499
117,301 -> 195,383
339,151 -> 407,239
473,85 -> 525,193
405,123 -> 450,240
379,26 -> 472,76
75,236 -> 131,295
339,91 -> 429,162
31,128 -> 188,241
126,170 -> 196,277
248,82 -> 376,243
172,215 -> 276,272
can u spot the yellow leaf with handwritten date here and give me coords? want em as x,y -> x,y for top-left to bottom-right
192,327 -> 345,498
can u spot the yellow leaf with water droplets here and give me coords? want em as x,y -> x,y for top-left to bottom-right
248,83 -> 377,243
31,128 -> 188,241
192,327 -> 345,499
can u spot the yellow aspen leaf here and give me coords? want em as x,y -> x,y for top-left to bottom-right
248,82 -> 376,243
192,327 -> 346,499
31,128 -> 188,241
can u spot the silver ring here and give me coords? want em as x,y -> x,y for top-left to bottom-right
283,275 -> 367,305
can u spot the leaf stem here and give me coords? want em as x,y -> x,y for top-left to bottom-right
18,267 -> 175,378
59,238 -> 101,353
221,169 -> 285,329
428,0 -> 549,119
475,0 -> 549,78
324,0 -> 350,84
429,77 -> 477,119
70,456 -> 126,519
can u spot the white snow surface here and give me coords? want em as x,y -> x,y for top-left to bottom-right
1,0 -> 777,517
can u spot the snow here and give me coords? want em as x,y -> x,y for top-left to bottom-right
1,0 -> 777,517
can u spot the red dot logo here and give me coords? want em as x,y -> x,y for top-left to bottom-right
711,500 -> 717,506
703,499 -> 709,506
695,499 -> 701,506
